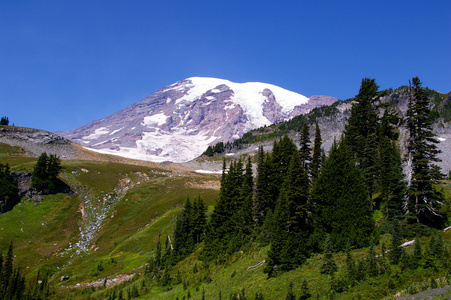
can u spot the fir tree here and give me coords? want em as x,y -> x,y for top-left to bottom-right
31,152 -> 62,191
254,146 -> 270,226
345,242 -> 356,285
406,76 -> 445,227
366,240 -> 378,277
285,282 -> 296,300
389,219 -> 402,265
299,279 -> 311,300
266,151 -> 311,275
344,78 -> 380,200
311,139 -> 374,251
412,237 -> 423,269
267,136 -> 297,211
299,123 -> 311,171
0,163 -> 18,212
320,234 -> 337,276
310,122 -> 322,181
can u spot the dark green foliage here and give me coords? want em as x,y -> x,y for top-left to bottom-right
411,237 -> 422,269
171,196 -> 207,263
266,151 -> 311,276
0,117 -> 9,126
366,241 -> 378,277
299,123 -> 311,171
389,219 -> 402,265
267,136 -> 297,211
344,78 -> 380,199
310,122 -> 322,181
285,282 -> 296,300
254,291 -> 264,300
345,242 -> 357,285
406,76 -> 445,227
299,279 -> 311,300
0,241 -> 49,299
31,152 -> 63,192
0,163 -> 18,213
204,158 -> 254,258
320,234 -> 337,276
311,139 -> 375,251
399,248 -> 411,272
254,146 -> 270,226
378,242 -> 388,275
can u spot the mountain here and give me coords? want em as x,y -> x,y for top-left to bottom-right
60,77 -> 337,162
221,86 -> 451,176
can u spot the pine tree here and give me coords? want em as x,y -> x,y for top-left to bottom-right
0,163 -> 18,212
266,151 -> 311,275
412,237 -> 422,269
1,241 -> 13,292
389,219 -> 402,265
320,234 -> 337,275
366,240 -> 378,277
310,122 -> 322,181
299,279 -> 311,300
267,136 -> 297,210
285,282 -> 296,300
344,78 -> 380,200
299,123 -> 311,171
311,139 -> 374,251
406,76 -> 445,227
31,152 -> 62,192
345,242 -> 356,285
254,146 -> 270,226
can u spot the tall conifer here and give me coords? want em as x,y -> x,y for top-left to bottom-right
311,139 -> 374,251
406,76 -> 445,226
311,122 -> 322,181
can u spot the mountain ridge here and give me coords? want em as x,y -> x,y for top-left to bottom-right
60,77 -> 337,162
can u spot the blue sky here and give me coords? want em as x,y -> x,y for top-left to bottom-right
1,1 -> 450,132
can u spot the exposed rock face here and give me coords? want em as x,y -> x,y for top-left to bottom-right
61,77 -> 337,162
0,127 -> 77,159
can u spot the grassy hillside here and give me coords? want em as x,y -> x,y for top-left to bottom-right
0,143 -> 220,297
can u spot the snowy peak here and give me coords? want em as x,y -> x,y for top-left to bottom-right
61,77 -> 337,162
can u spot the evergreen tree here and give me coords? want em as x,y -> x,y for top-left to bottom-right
267,136 -> 297,211
1,241 -> 13,292
310,122 -> 322,181
379,242 -> 388,275
254,146 -> 270,226
366,241 -> 378,277
299,123 -> 311,171
412,237 -> 423,269
389,219 -> 402,265
0,117 -> 9,126
266,151 -> 311,275
406,76 -> 445,226
378,123 -> 406,222
311,139 -> 374,251
31,152 -> 62,191
345,242 -> 356,285
285,282 -> 296,300
320,234 -> 337,276
0,163 -> 18,213
299,279 -> 311,300
344,78 -> 380,200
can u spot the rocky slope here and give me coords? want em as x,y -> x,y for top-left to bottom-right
60,77 -> 337,162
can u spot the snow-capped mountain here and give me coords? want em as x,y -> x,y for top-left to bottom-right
61,77 -> 337,162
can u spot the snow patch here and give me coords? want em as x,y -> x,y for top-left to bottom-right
110,127 -> 124,135
195,170 -> 222,174
142,113 -> 168,127
82,127 -> 110,140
